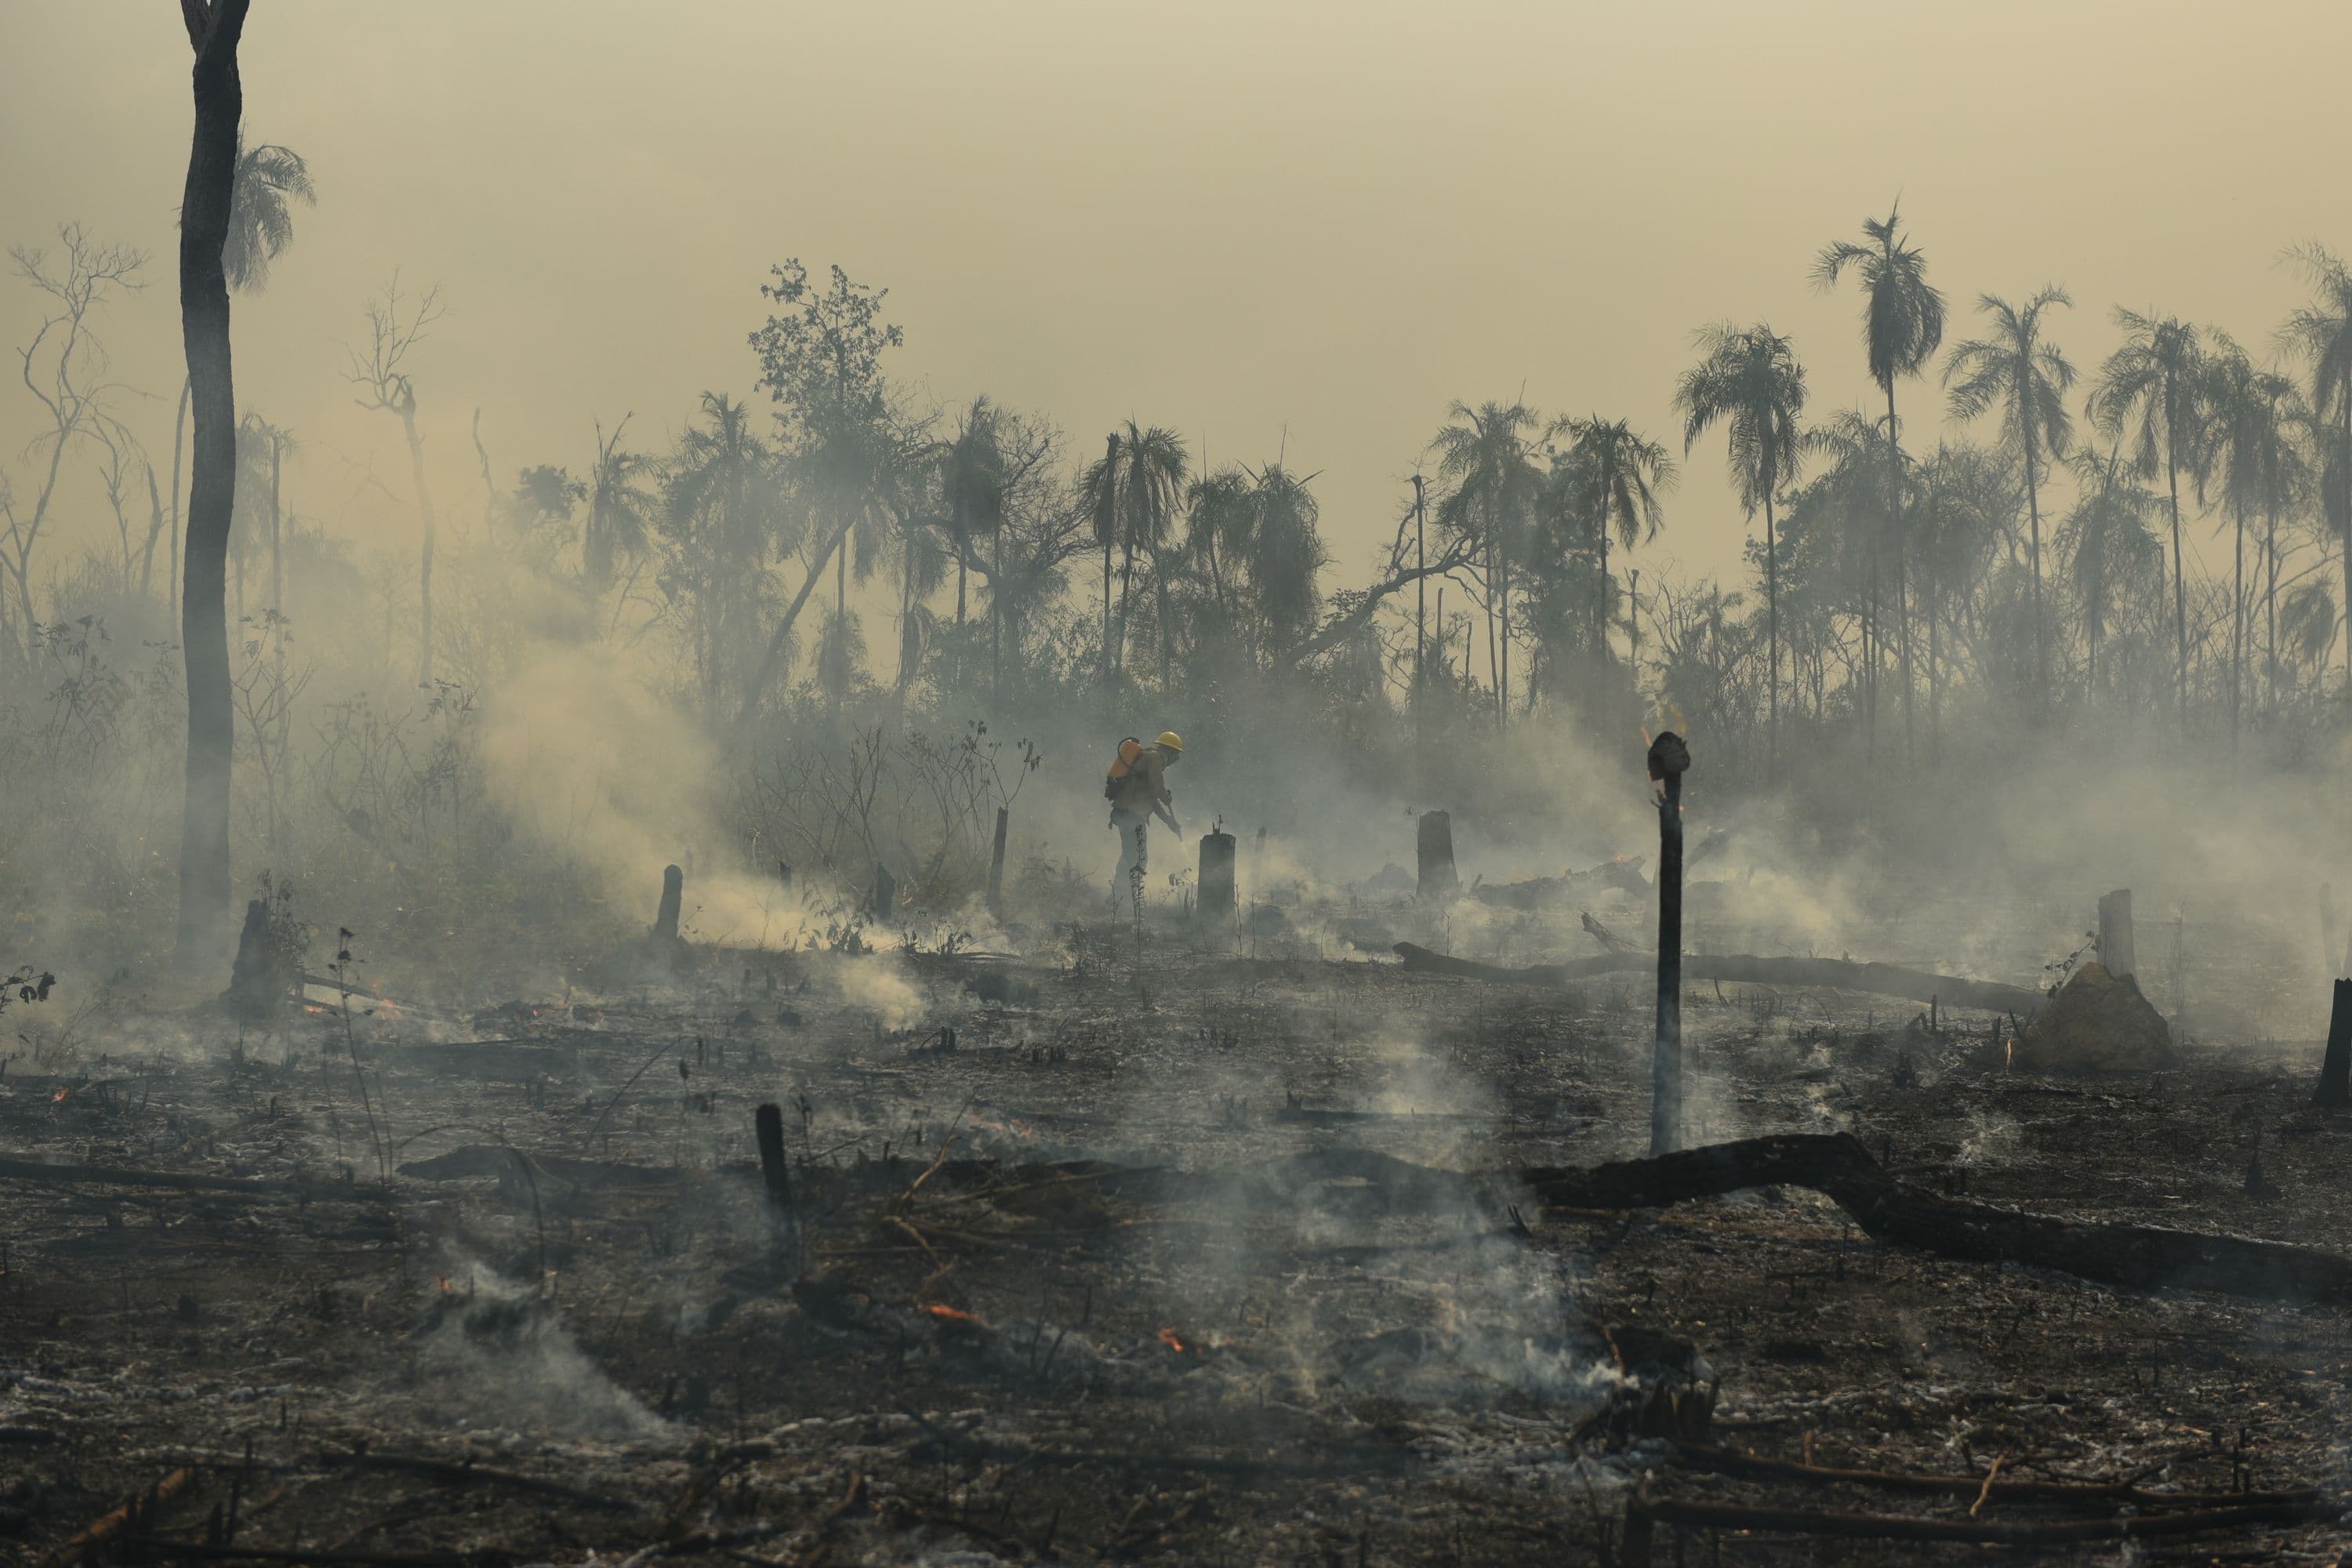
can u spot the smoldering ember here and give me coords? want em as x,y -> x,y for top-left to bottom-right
15,9 -> 2352,1568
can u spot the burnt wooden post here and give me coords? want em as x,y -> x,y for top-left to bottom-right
2318,980 -> 2352,1109
986,806 -> 1010,915
653,864 -> 684,945
1199,831 -> 1237,927
1417,811 -> 1458,900
2324,884 -> 2340,979
753,1102 -> 792,1210
1648,731 -> 1690,1156
2098,889 -> 2135,979
870,862 -> 895,922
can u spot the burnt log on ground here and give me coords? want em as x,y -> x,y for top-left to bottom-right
1516,1133 -> 2352,1304
1393,940 -> 2048,1016
1664,1442 -> 2321,1508
1621,1494 -> 2342,1561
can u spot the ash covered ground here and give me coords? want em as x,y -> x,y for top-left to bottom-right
6,872 -> 2352,1568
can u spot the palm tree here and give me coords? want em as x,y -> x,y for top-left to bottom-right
939,397 -> 1011,691
2280,244 -> 2352,702
1185,463 -> 1330,664
1431,400 -> 1541,729
1080,423 -> 1187,688
1913,441 -> 2013,752
1552,416 -> 1676,667
1673,324 -> 1807,763
2059,445 -> 2164,702
2199,337 -> 2304,745
583,416 -> 657,604
2088,310 -> 2205,731
666,391 -> 786,717
1944,287 -> 2074,695
1814,203 -> 1945,759
169,136 -> 314,625
220,137 -> 314,292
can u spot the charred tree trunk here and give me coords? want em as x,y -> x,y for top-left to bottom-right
2317,978 -> 2352,1110
1415,811 -> 1457,902
652,864 -> 684,946
1648,732 -> 1690,1156
1198,831 -> 1236,929
986,806 -> 1009,916
172,0 -> 252,974
2098,889 -> 2136,980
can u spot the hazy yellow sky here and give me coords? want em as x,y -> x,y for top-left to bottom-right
4,1 -> 2349,605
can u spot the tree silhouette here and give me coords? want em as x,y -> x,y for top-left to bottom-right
1552,415 -> 1675,667
347,275 -> 446,684
1674,323 -> 1807,764
664,391 -> 789,718
1080,423 -> 1187,689
1815,203 -> 1944,758
2280,244 -> 2352,702
172,0 -> 252,971
2089,309 -> 2206,731
1944,286 -> 2074,695
1432,400 -> 1541,728
220,137 -> 314,293
744,260 -> 916,728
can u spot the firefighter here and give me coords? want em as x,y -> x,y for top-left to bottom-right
1106,731 -> 1182,921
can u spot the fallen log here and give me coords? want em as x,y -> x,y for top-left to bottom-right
0,1156 -> 418,1203
322,1447 -> 637,1511
1393,941 -> 2047,1016
1621,1494 -> 2339,1562
1520,1134 -> 2352,1304
370,1040 -> 579,1082
1667,1443 -> 2321,1508
396,1145 -> 683,1189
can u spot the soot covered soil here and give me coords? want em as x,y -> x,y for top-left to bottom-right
4,929 -> 2351,1566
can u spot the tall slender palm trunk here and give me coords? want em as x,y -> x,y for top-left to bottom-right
2165,442 -> 2187,737
2022,427 -> 2045,702
1762,492 -> 1780,771
1885,383 -> 1914,762
2263,500 -> 2279,715
174,0 -> 251,972
2230,499 -> 2245,750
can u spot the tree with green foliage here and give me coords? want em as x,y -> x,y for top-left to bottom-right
2280,244 -> 2352,702
1080,423 -> 1187,689
1551,416 -> 1675,667
744,259 -> 919,728
1674,323 -> 1807,763
1944,286 -> 2074,694
1815,203 -> 1944,758
1431,400 -> 1541,729
2089,309 -> 2206,731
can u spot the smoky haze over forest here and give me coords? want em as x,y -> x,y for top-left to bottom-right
2,0 -> 2351,982
21,8 -> 2352,1564
5,2 -> 2348,601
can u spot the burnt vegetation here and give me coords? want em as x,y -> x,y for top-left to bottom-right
14,10 -> 2352,1567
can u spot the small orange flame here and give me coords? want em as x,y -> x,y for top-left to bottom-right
51,1085 -> 69,1103
1157,1327 -> 1186,1353
925,1304 -> 984,1326
434,1275 -> 455,1294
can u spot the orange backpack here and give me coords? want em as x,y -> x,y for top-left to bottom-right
1103,737 -> 1145,802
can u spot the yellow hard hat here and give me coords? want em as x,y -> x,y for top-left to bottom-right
1156,731 -> 1184,753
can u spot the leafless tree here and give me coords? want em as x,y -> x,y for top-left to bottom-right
348,274 -> 446,685
1,226 -> 146,657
